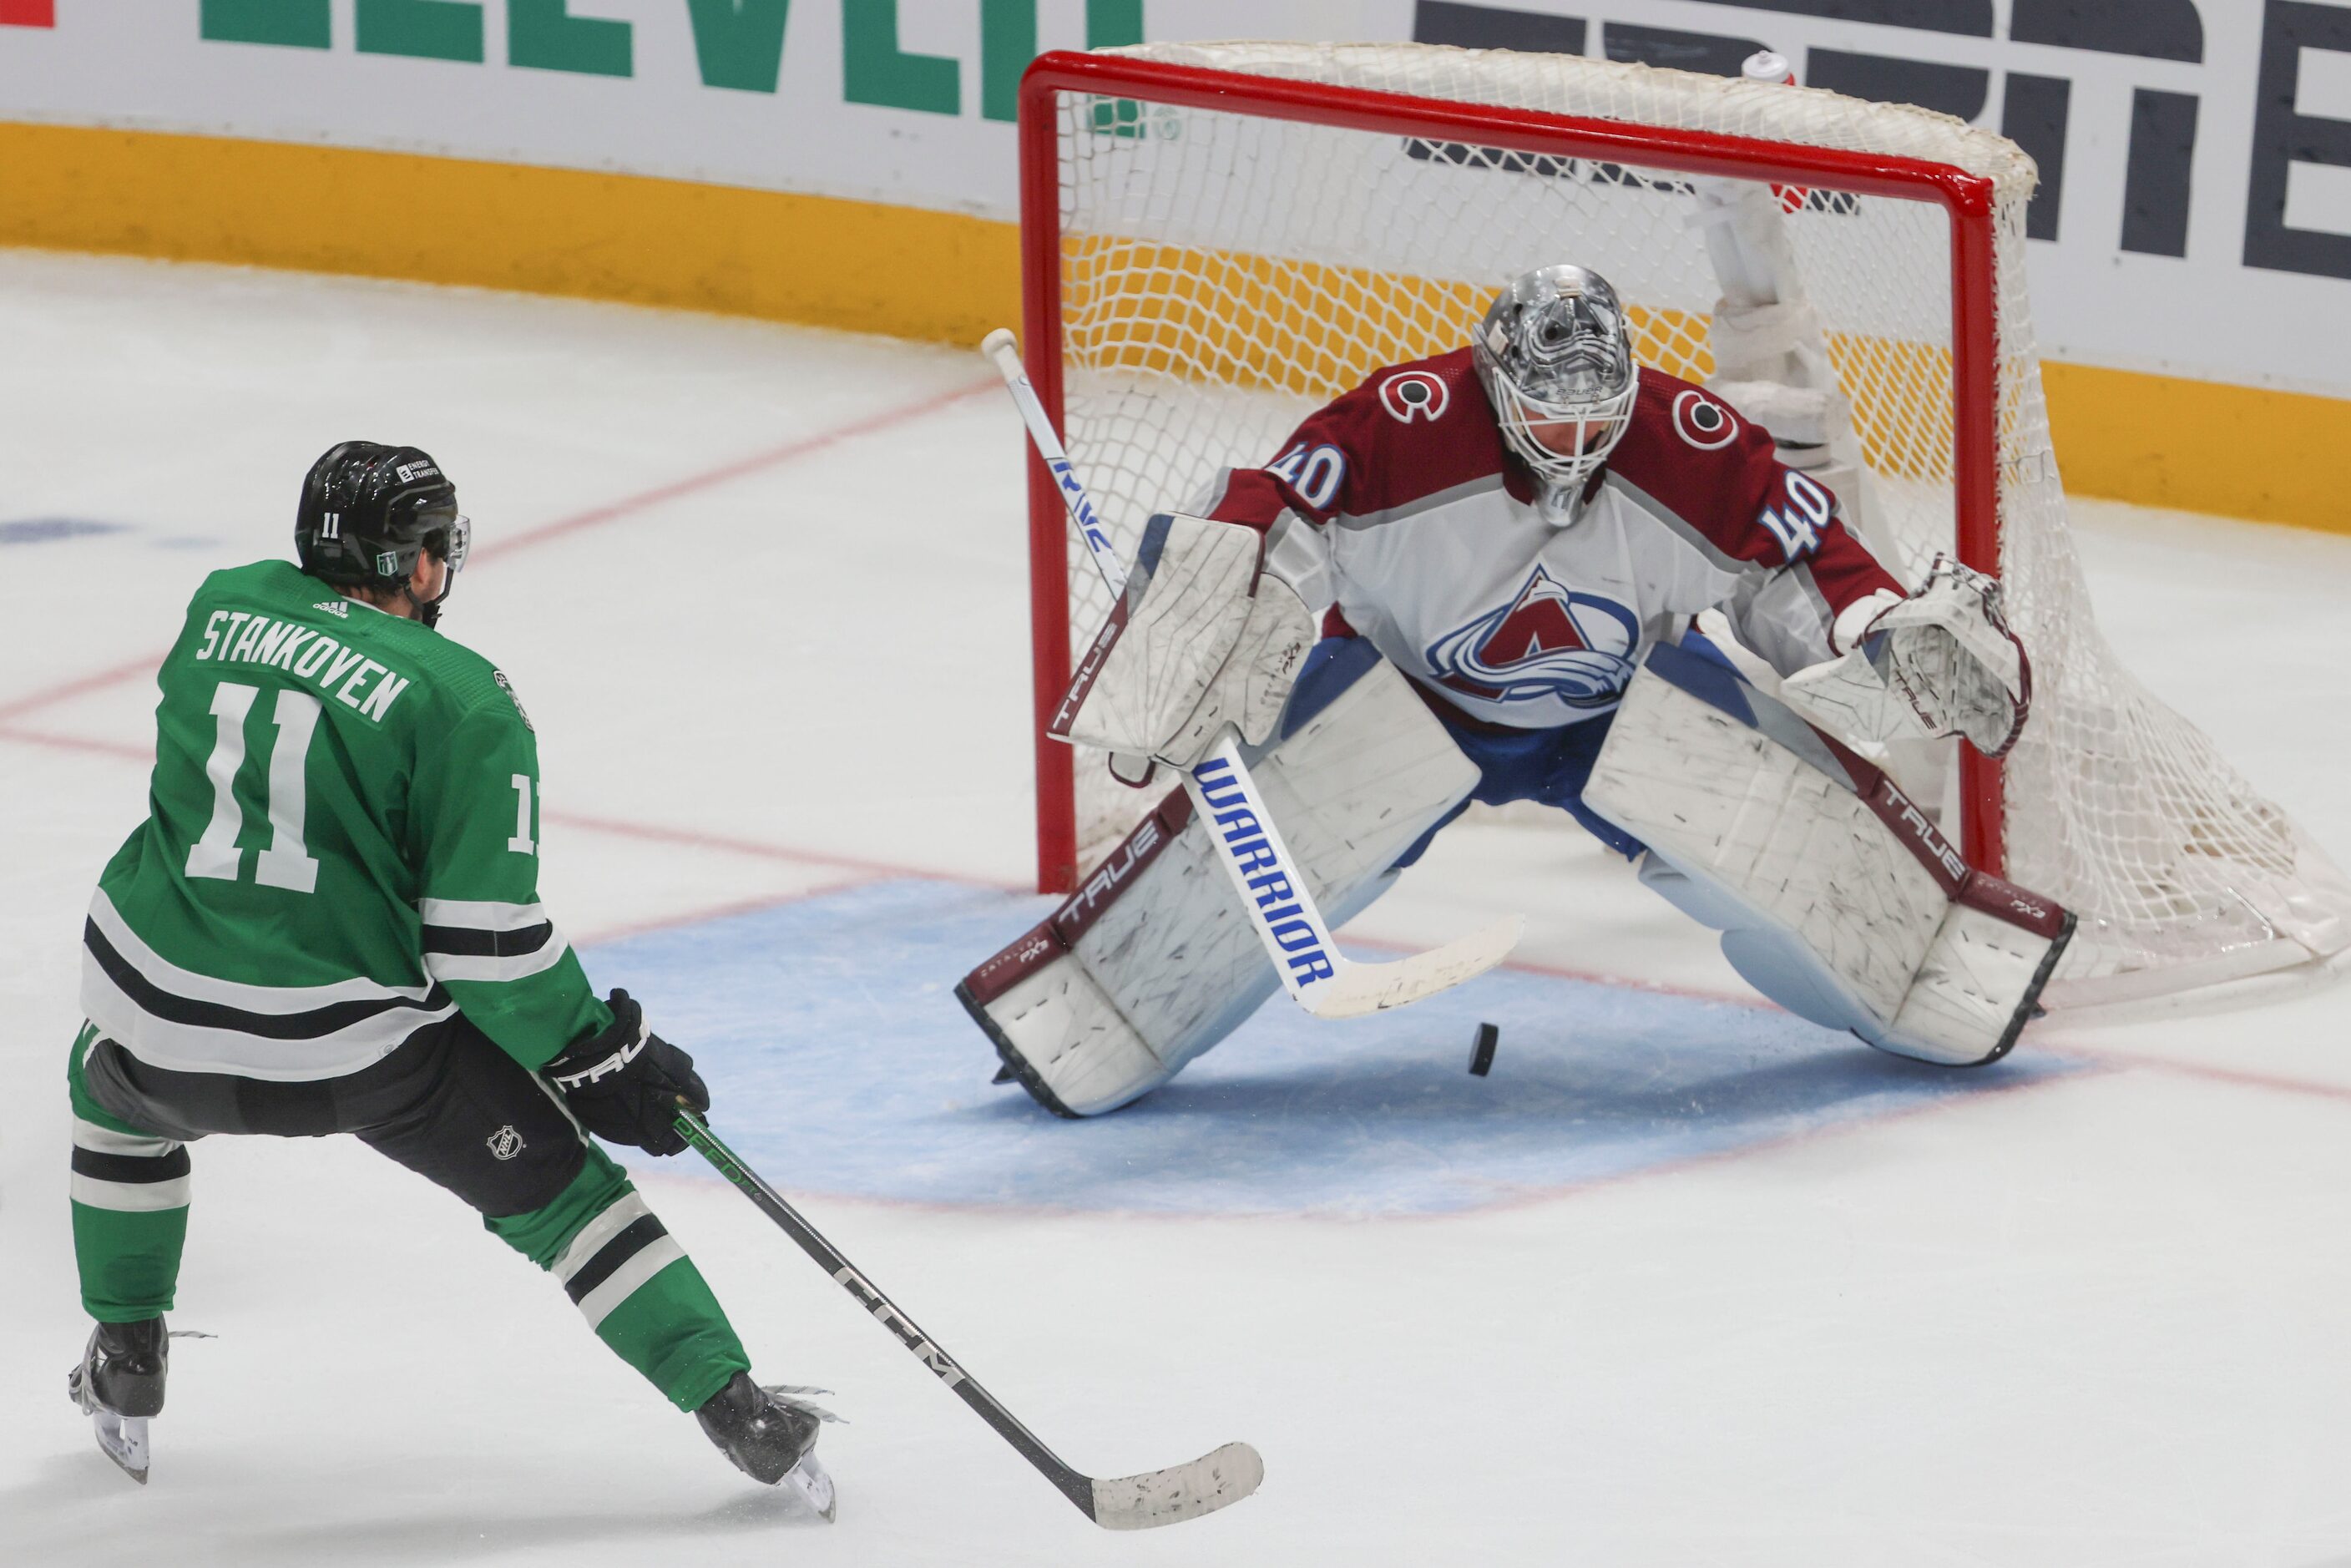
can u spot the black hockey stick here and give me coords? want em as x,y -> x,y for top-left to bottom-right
675,1109 -> 1263,1530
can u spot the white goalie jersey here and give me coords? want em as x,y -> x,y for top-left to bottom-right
1201,350 -> 1908,731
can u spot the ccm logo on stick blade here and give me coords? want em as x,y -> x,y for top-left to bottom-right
1379,371 -> 1450,423
834,1266 -> 967,1388
1671,390 -> 1739,450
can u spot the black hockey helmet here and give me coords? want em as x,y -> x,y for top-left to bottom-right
295,442 -> 469,625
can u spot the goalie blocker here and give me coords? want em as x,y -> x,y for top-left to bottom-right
1586,640 -> 2073,1066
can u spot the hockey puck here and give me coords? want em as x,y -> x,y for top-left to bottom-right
1469,1023 -> 1499,1076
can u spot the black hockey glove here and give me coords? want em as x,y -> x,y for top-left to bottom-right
543,989 -> 709,1156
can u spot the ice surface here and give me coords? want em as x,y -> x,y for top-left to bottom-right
6,252 -> 2351,1565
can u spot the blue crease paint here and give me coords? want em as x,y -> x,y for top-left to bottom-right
587,879 -> 2077,1216
0,518 -> 129,545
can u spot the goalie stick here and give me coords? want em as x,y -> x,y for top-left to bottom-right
983,328 -> 1522,1019
677,1109 -> 1263,1530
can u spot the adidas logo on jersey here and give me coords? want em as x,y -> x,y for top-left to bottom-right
312,600 -> 349,618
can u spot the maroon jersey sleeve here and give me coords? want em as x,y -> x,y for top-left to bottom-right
1204,347 -> 1504,534
1605,369 -> 1901,620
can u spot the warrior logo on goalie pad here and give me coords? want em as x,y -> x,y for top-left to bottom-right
1424,566 -> 1640,709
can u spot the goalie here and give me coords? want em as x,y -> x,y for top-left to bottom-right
960,265 -> 2069,1117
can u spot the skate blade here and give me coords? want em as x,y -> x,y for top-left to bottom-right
778,1452 -> 835,1523
93,1411 -> 149,1485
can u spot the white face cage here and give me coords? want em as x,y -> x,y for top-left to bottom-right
1472,264 -> 1641,493
1475,360 -> 1641,494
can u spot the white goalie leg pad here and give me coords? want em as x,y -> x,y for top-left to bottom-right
959,650 -> 1479,1115
1584,642 -> 2074,1066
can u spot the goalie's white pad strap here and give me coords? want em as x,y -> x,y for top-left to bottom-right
1584,642 -> 2071,1065
961,650 -> 1478,1115
1054,513 -> 1313,767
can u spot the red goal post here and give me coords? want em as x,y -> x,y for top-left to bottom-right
1013,47 -> 2005,894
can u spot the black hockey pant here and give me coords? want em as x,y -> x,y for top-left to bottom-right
66,1015 -> 749,1410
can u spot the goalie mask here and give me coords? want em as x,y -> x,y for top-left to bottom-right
295,441 -> 470,630
1473,265 -> 1639,497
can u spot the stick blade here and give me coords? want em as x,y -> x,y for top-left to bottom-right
1303,916 -> 1525,1019
1088,1440 -> 1264,1530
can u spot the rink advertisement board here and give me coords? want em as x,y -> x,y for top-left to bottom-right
1,1 -> 2347,526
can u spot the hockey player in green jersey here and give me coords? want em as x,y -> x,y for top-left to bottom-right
65,441 -> 833,1510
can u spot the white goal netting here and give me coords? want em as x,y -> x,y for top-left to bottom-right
1034,40 -> 2349,1003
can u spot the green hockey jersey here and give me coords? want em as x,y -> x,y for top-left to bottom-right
81,559 -> 611,1080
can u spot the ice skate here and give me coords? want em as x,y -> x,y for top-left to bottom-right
695,1371 -> 838,1520
67,1317 -> 168,1485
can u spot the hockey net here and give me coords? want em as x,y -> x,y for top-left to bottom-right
1017,41 -> 2350,1004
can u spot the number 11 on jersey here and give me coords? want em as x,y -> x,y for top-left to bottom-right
185,680 -> 322,893
508,774 -> 535,855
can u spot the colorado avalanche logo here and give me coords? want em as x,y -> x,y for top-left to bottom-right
1671,389 -> 1739,450
1424,567 -> 1641,709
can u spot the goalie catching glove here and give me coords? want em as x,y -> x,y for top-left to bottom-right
1781,555 -> 2032,757
1051,513 -> 1316,776
543,989 -> 709,1156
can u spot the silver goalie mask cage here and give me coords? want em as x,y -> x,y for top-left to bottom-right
1473,264 -> 1640,492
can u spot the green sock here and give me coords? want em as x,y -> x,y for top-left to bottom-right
67,1023 -> 190,1322
488,1145 -> 749,1410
